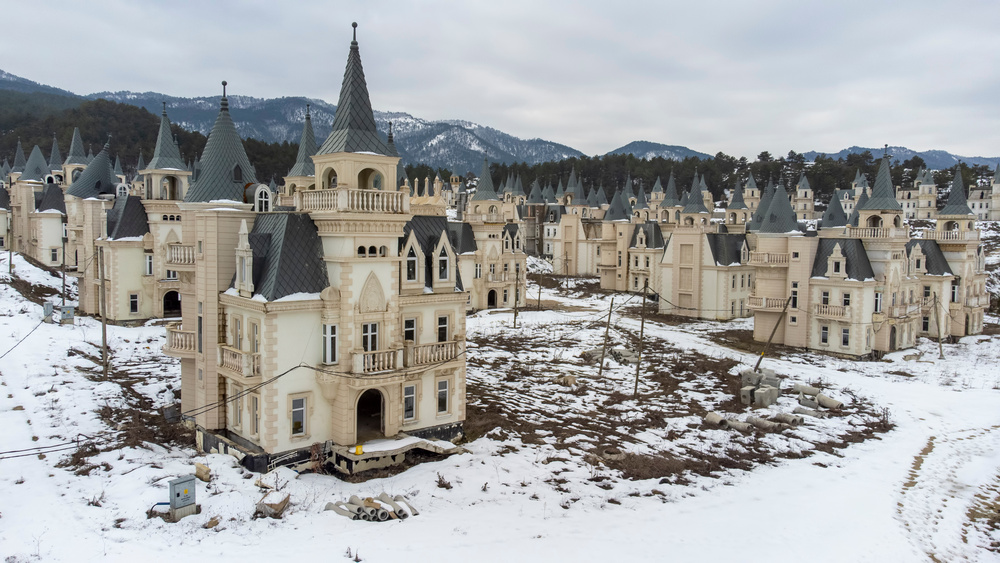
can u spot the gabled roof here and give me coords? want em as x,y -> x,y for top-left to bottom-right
242,213 -> 329,301
403,215 -> 461,290
705,233 -> 747,266
147,106 -> 187,170
470,158 -> 500,201
526,179 -> 544,204
503,222 -> 520,240
905,239 -> 952,276
651,176 -> 664,194
629,222 -> 665,249
184,84 -> 257,203
810,239 -> 874,280
682,174 -> 710,213
35,184 -> 66,214
106,195 -> 149,240
938,166 -> 974,216
604,190 -> 632,221
66,142 -> 118,199
847,190 -> 869,226
48,135 -> 62,172
11,139 -> 26,173
728,181 -> 748,210
65,128 -> 87,166
446,221 -> 477,254
863,156 -> 902,211
0,187 -> 9,210
818,194 -> 848,228
659,171 -> 680,208
757,187 -> 799,234
19,145 -> 50,182
316,24 -> 396,157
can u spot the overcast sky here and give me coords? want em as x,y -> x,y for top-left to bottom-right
3,0 -> 999,159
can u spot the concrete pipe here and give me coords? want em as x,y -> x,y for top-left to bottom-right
327,502 -> 359,520
793,406 -> 827,419
747,416 -> 785,432
727,420 -> 753,433
792,383 -> 820,396
816,394 -> 844,410
376,508 -> 390,521
394,495 -> 420,516
342,503 -> 366,514
704,412 -> 729,427
798,393 -> 819,409
349,495 -> 366,507
377,493 -> 409,519
772,413 -> 804,426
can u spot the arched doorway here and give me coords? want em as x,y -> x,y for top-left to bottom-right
889,326 -> 897,351
487,290 -> 498,309
356,389 -> 384,442
163,291 -> 181,317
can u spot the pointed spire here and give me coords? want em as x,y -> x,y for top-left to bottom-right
939,166 -> 974,216
634,184 -> 649,210
728,181 -> 748,210
604,189 -> 631,222
11,139 -> 26,173
682,173 -> 710,213
47,135 -> 62,171
863,156 -> 902,211
511,174 -> 527,197
114,155 -> 124,176
136,150 -> 146,174
317,23 -> 395,157
65,127 -> 87,165
746,173 -> 758,193
470,158 -> 500,201
288,104 -> 317,177
542,182 -> 556,203
659,171 -> 680,208
758,187 -> 799,234
1,159 -> 10,180
651,176 -> 664,194
748,183 -> 777,231
184,82 -> 257,202
797,173 -> 811,193
147,106 -> 187,170
527,179 -> 544,204
819,193 -> 848,228
86,145 -> 94,164
555,178 -> 565,199
567,167 -> 578,191
847,190 -> 869,226
19,146 -> 50,182
66,141 -> 118,198
596,184 -> 609,206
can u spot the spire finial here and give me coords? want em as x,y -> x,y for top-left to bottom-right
162,101 -> 167,115
352,21 -> 357,42
306,103 -> 310,117
222,80 -> 228,97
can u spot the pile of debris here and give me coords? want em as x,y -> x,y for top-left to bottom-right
739,368 -> 782,407
325,494 -> 418,522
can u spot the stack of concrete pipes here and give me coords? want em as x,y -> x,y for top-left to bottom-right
704,411 -> 805,433
325,494 -> 419,522
792,382 -> 843,417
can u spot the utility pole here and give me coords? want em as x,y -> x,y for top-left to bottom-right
754,295 -> 794,372
99,245 -> 108,379
598,295 -> 615,379
932,292 -> 945,360
632,280 -> 648,399
512,267 -> 520,329
537,272 -> 543,311
61,226 -> 67,307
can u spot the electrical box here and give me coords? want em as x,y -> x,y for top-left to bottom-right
43,302 -> 54,323
169,476 -> 196,509
60,306 -> 74,325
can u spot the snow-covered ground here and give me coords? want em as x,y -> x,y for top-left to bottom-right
2,251 -> 1000,562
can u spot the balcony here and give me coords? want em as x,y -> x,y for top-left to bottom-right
486,272 -> 510,284
405,341 -> 461,367
352,349 -> 402,374
218,345 -> 260,378
814,304 -> 849,318
465,212 -> 504,224
846,227 -> 908,239
299,188 -> 407,214
748,252 -> 790,266
163,322 -> 196,358
748,296 -> 788,311
888,304 -> 915,318
166,244 -> 195,266
923,229 -> 979,242
965,295 -> 990,308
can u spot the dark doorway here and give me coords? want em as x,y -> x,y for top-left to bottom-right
889,326 -> 897,351
163,291 -> 181,317
487,290 -> 497,309
356,389 -> 384,443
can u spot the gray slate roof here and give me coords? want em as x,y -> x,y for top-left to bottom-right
106,195 -> 150,240
470,159 -> 500,201
11,139 -> 26,173
728,181 -> 748,210
134,151 -> 146,181
622,174 -> 635,199
317,26 -> 396,157
651,176 -> 664,194
682,174 -> 710,214
1,160 -> 9,180
447,221 -> 478,254
705,233 -> 746,266
745,173 -> 758,194
810,238 -> 874,280
64,128 -> 86,166
748,183 -> 777,231
113,155 -> 123,176
288,106 -> 318,177
555,179 -> 565,199
241,213 -> 329,301
403,215 -> 461,290
629,222 -> 665,249
757,187 -> 799,234
818,194 -> 848,228
905,239 -> 952,276
36,184 -> 66,214
147,107 -> 187,170
526,179 -> 545,204
938,166 -> 974,216
184,88 -> 258,202
847,190 -> 869,226
797,173 -> 811,193
595,185 -> 608,206
48,136 -> 62,172
633,185 -> 649,210
66,142 -> 118,199
19,145 -> 50,182
863,157 -> 902,211
604,190 -> 632,222
659,171 -> 680,208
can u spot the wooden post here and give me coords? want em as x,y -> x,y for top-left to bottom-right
633,280 -> 648,398
598,295 -> 614,379
753,295 -> 793,372
61,231 -> 66,308
513,267 -> 520,329
933,292 -> 945,360
99,245 -> 108,379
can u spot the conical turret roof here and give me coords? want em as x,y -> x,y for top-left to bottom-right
147,105 -> 187,170
555,179 -> 565,199
317,23 -> 396,157
85,146 -> 94,164
651,176 -> 664,194
511,175 -> 527,197
604,189 -> 632,221
64,128 -> 87,165
745,173 -> 758,193
48,135 -> 62,171
11,139 -> 26,173
659,171 -> 680,208
797,173 -> 811,192
682,173 -> 710,213
633,184 -> 649,210
939,166 -> 974,216
543,183 -> 556,203
470,158 -> 500,201
758,187 -> 799,234
847,190 -> 869,226
728,181 -> 748,210
19,145 -> 50,182
748,183 -> 777,231
622,174 -> 635,199
862,156 -> 901,211
596,184 -> 608,206
819,194 -> 848,228
113,155 -> 124,176
134,151 -> 146,181
527,179 -> 544,204
66,141 -> 118,198
288,105 -> 317,177
1,160 -> 10,180
184,82 -> 258,202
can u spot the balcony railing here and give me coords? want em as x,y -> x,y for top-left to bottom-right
923,229 -> 980,242
965,295 -> 990,307
846,227 -> 908,239
814,304 -> 849,318
299,188 -> 407,214
218,345 -> 260,378
166,244 -> 195,265
748,252 -> 790,266
486,272 -> 509,283
164,322 -> 196,356
406,341 -> 460,367
465,212 -> 504,223
748,296 -> 788,310
353,349 -> 401,374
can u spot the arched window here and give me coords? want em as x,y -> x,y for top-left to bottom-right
368,246 -> 376,257
406,248 -> 417,281
358,246 -> 366,257
379,246 -> 387,257
72,169 -> 82,182
254,185 -> 271,213
233,165 -> 243,183
438,247 -> 449,281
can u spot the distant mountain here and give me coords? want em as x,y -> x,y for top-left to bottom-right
607,140 -> 711,161
802,146 -> 1000,170
0,70 -> 79,98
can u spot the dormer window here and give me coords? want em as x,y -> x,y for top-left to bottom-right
916,258 -> 922,270
254,185 -> 271,212
406,248 -> 417,281
438,247 -> 449,281
233,165 -> 243,183
833,261 -> 841,274
116,184 -> 128,198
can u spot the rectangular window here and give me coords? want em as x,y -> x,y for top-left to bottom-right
741,274 -> 745,288
144,254 -> 153,276
437,380 -> 449,414
404,318 -> 416,342
731,301 -> 735,316
842,292 -> 851,307
250,322 -> 259,354
474,264 -> 482,279
503,289 -> 509,304
617,251 -> 622,267
922,316 -> 930,332
197,315 -> 203,353
875,293 -> 883,312
732,275 -> 736,289
233,317 -> 242,351
790,290 -> 798,309
821,326 -> 829,344
833,261 -> 841,273
166,269 -> 178,280
322,324 -> 338,364
129,293 -> 138,314
916,258 -> 922,269
951,281 -> 959,303
51,248 -> 58,262
231,384 -> 243,428
438,250 -> 449,280
634,277 -> 640,289
644,256 -> 649,268
822,291 -> 830,305
291,397 -> 306,435
792,251 -> 800,259
404,385 -> 416,421
362,323 -> 378,352
250,395 -> 260,435
842,328 -> 850,347
406,250 -> 418,281
790,316 -> 797,324
437,316 -> 449,343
